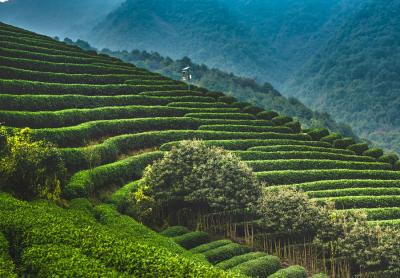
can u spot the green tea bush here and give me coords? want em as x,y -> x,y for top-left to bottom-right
378,154 -> 399,165
0,232 -> 16,278
0,127 -> 65,200
247,159 -> 390,172
363,148 -> 384,159
0,79 -> 187,96
167,101 -> 228,108
309,188 -> 400,200
258,188 -> 331,235
285,121 -> 301,133
312,273 -> 329,278
342,207 -> 400,221
347,143 -> 369,155
243,105 -> 264,115
198,125 -> 293,134
307,128 -> 330,141
173,232 -> 210,249
21,244 -> 121,277
320,133 -> 342,143
231,256 -> 281,277
160,226 -> 190,237
140,90 -> 204,97
288,179 -> 400,191
0,193 -> 239,277
160,139 -> 331,152
318,196 -> 400,209
235,151 -> 375,162
185,112 -> 255,120
202,243 -> 251,264
197,119 -> 273,126
0,56 -> 140,75
267,265 -> 307,278
32,117 -> 200,147
257,111 -> 279,120
190,240 -> 232,254
272,116 -> 293,126
137,140 -> 261,214
256,169 -> 400,185
216,252 -> 267,270
65,152 -> 163,198
248,145 -> 355,155
333,137 -> 356,149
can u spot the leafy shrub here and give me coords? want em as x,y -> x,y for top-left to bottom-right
363,148 -> 384,159
347,143 -> 369,155
256,169 -> 400,185
243,105 -> 264,115
333,137 -> 356,149
231,256 -> 281,277
173,232 -> 210,249
272,116 -> 293,126
235,151 -> 375,162
0,193 -> 238,277
267,265 -> 307,278
66,152 -> 163,198
248,145 -> 354,155
257,111 -> 279,120
307,128 -> 330,141
137,140 -> 261,213
0,232 -> 16,277
320,133 -> 342,143
0,128 -> 65,200
167,101 -> 228,108
216,252 -> 267,270
202,243 -> 251,264
285,121 -> 301,133
258,188 -> 331,235
312,273 -> 329,278
190,240 -> 232,254
289,179 -> 400,191
161,226 -> 190,237
198,125 -> 293,134
185,112 -> 255,120
378,154 -> 399,165
318,196 -> 400,209
246,159 -> 390,172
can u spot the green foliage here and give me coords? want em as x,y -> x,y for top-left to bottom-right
243,105 -> 264,115
333,138 -> 356,149
257,111 -> 279,120
347,143 -> 369,155
312,274 -> 329,278
285,121 -> 301,133
267,265 -> 307,278
272,116 -> 293,126
231,256 -> 281,277
190,240 -> 232,254
258,188 -> 331,235
248,145 -> 355,155
231,102 -> 251,109
137,140 -> 261,213
363,148 -> 384,159
160,226 -> 190,237
256,169 -> 400,185
66,152 -> 163,198
216,252 -> 267,270
320,133 -> 342,144
185,112 -> 255,120
378,154 -> 399,165
173,231 -> 210,249
307,128 -> 330,141
198,124 -> 294,134
246,159 -> 390,172
0,232 -> 16,278
0,127 -> 65,200
219,96 -> 237,104
0,193 -> 239,277
202,243 -> 251,264
288,179 -> 400,191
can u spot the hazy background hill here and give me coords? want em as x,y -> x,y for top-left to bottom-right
1,0 -> 400,153
0,0 -> 124,38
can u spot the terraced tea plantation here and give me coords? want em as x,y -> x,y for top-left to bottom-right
1,22 -> 400,276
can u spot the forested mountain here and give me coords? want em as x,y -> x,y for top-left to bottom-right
90,0 -> 362,86
0,0 -> 124,38
284,0 -> 400,153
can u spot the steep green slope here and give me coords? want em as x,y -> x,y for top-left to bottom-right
284,0 -> 400,154
1,21 -> 400,276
